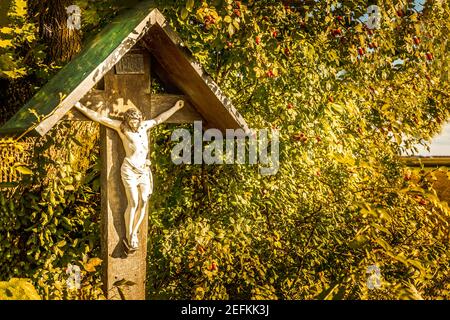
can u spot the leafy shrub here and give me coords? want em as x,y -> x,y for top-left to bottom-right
0,122 -> 104,299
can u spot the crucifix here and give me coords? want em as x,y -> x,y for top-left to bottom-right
0,4 -> 249,300
70,47 -> 204,300
74,99 -> 184,252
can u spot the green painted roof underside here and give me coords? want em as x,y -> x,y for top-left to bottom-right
0,1 -> 155,135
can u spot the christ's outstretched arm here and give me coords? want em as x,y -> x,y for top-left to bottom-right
143,100 -> 185,130
73,102 -> 121,131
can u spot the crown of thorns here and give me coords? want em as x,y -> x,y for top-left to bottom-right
123,109 -> 142,121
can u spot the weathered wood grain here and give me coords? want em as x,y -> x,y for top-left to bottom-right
150,94 -> 204,123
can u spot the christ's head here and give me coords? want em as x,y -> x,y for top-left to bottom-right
122,108 -> 142,132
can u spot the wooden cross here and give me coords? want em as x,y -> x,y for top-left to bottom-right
72,46 -> 205,300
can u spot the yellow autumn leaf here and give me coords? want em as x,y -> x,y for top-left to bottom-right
0,27 -> 13,34
0,278 -> 41,300
83,257 -> 103,272
11,0 -> 27,18
354,24 -> 363,33
2,68 -> 26,79
15,166 -> 32,175
0,39 -> 13,48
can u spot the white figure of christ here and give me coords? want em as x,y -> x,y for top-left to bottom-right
73,100 -> 185,253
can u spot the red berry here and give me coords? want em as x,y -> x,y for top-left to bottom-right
337,16 -> 343,21
272,31 -> 278,37
328,96 -> 334,103
234,9 -> 241,17
235,1 -> 241,9
267,69 -> 274,77
397,10 -> 404,17
332,28 -> 342,36
284,47 -> 290,56
426,52 -> 433,61
255,36 -> 261,45
287,103 -> 293,109
413,36 -> 420,45
358,47 -> 364,56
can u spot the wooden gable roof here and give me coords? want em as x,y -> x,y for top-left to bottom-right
0,1 -> 249,136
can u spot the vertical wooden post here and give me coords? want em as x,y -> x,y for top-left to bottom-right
100,127 -> 149,300
100,49 -> 151,300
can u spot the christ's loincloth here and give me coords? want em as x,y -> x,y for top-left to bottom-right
121,158 -> 153,197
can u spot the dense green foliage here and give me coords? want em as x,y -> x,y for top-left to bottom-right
1,0 -> 449,299
147,0 -> 450,299
0,123 -> 104,299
